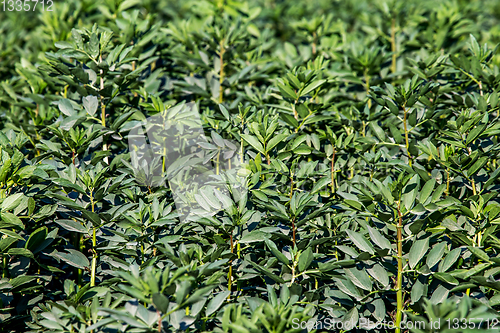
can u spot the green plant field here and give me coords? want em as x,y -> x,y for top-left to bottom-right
1,0 -> 500,332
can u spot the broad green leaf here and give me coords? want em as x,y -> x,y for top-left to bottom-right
344,267 -> 372,291
1,193 -> 24,212
152,293 -> 170,313
433,272 -> 459,285
83,95 -> 98,116
298,247 -> 314,272
239,231 -> 269,244
206,291 -> 230,316
409,238 -> 429,269
241,134 -> 265,154
346,230 -> 375,254
467,246 -> 490,262
264,239 -> 289,265
55,249 -> 90,270
55,220 -> 88,233
426,242 -> 446,268
419,178 -> 435,204
439,248 -> 461,272
367,226 -> 391,251
58,99 -> 76,117
402,174 -> 420,210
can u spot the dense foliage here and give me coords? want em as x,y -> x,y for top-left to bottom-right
2,0 -> 500,332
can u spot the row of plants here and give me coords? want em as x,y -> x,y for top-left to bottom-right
2,0 -> 500,332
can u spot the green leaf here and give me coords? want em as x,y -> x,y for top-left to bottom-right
344,267 -> 372,291
386,99 -> 399,115
8,248 -> 34,259
467,246 -> 490,262
26,227 -> 47,252
152,293 -> 170,313
366,226 -> 391,250
433,272 -> 459,285
466,124 -> 486,145
298,247 -> 314,272
409,238 -> 429,269
89,33 -> 99,59
1,193 -> 24,212
429,285 -> 449,304
206,291 -> 230,316
301,79 -> 326,96
241,134 -> 265,155
369,122 -> 386,141
373,179 -> 393,204
346,230 -> 374,254
467,156 -> 488,177
72,29 -> 84,49
83,95 -> 98,116
419,178 -> 436,204
0,212 -> 24,229
264,239 -> 290,265
267,134 -> 288,152
239,231 -> 269,244
58,99 -> 76,117
277,83 -> 298,100
367,263 -> 389,287
426,242 -> 446,268
55,249 -> 90,270
411,277 -> 426,303
402,174 -> 420,210
439,248 -> 461,272
55,219 -> 88,233
219,104 -> 230,121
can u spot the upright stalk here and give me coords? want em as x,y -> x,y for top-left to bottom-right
364,68 -> 371,108
330,148 -> 336,194
395,201 -> 404,333
219,39 -> 225,103
445,168 -> 450,196
2,255 -> 7,278
228,233 -> 233,298
216,148 -> 220,175
467,147 -> 477,195
73,230 -> 83,286
403,105 -> 412,166
90,190 -> 97,287
391,17 -> 397,74
312,31 -> 317,56
99,55 -> 108,164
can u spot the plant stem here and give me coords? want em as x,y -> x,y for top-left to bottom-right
396,201 -> 404,333
331,149 -> 336,194
157,310 -> 162,332
467,147 -> 477,195
391,17 -> 397,74
228,233 -> 233,299
216,149 -> 220,175
219,39 -> 225,103
90,191 -> 98,287
403,105 -> 412,166
291,217 -> 296,247
99,55 -> 108,165
364,68 -> 371,108
91,227 -> 97,287
312,31 -> 317,55
2,255 -> 7,278
445,168 -> 450,196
